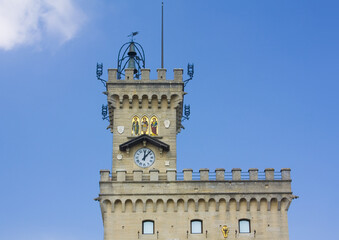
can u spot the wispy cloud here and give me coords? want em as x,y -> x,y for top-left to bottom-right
0,0 -> 85,50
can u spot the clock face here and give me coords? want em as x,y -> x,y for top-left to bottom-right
134,148 -> 155,168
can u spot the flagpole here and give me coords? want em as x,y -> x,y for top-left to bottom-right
161,1 -> 164,68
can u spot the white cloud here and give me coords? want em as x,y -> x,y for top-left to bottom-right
0,0 -> 85,50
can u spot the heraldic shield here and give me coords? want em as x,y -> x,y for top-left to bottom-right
221,225 -> 229,238
117,126 -> 124,134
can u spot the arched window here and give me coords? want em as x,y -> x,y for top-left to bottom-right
239,219 -> 250,233
191,219 -> 203,234
142,220 -> 154,234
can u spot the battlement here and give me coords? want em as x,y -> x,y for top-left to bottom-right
99,168 -> 293,214
105,68 -> 185,109
107,68 -> 183,83
100,168 -> 291,182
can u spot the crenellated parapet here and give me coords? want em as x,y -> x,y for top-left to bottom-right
106,68 -> 184,102
100,168 -> 291,182
99,168 -> 293,214
107,68 -> 183,82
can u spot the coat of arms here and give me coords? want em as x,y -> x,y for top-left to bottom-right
117,126 -> 124,134
221,225 -> 229,238
164,119 -> 170,129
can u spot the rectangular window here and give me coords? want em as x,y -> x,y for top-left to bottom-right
191,220 -> 203,234
142,220 -> 154,234
239,219 -> 250,233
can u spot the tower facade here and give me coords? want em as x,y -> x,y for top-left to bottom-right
97,43 -> 294,240
106,67 -> 183,173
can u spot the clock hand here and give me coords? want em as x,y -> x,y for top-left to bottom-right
142,150 -> 147,161
144,150 -> 151,159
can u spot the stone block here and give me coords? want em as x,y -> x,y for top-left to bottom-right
141,68 -> 150,80
265,168 -> 275,180
125,69 -> 134,80
173,68 -> 183,81
100,169 -> 110,181
157,68 -> 167,80
232,168 -> 242,180
183,169 -> 193,181
107,69 -> 117,82
166,169 -> 177,181
133,170 -> 143,181
116,170 -> 126,181
281,168 -> 291,180
215,168 -> 225,180
199,168 -> 209,180
150,169 -> 159,181
249,168 -> 258,180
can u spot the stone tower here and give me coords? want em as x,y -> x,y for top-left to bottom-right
106,66 -> 183,173
97,41 -> 294,240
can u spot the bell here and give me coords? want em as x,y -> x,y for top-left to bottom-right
127,42 -> 137,57
127,43 -> 138,74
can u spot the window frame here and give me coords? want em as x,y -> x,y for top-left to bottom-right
190,219 -> 203,234
142,220 -> 155,235
239,219 -> 251,233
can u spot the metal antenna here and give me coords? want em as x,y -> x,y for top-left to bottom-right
161,1 -> 164,68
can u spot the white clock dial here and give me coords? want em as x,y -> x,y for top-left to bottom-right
134,148 -> 155,168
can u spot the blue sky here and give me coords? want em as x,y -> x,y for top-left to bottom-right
0,0 -> 338,239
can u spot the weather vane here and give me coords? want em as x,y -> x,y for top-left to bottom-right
128,31 -> 139,41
